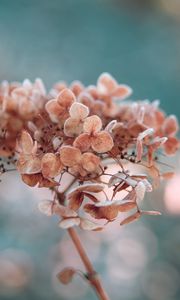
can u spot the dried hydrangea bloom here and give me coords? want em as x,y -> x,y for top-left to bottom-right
0,73 -> 179,230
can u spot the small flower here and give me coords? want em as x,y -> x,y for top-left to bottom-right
46,88 -> 76,123
17,130 -> 41,174
97,72 -> 132,101
60,146 -> 101,177
64,102 -> 89,137
73,115 -> 114,153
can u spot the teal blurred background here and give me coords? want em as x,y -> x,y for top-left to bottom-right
0,1 -> 180,300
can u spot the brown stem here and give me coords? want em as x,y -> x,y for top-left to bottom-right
68,227 -> 110,300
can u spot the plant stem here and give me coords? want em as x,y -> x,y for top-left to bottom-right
67,227 -> 110,300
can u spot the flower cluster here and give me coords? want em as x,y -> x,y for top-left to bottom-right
0,73 -> 179,229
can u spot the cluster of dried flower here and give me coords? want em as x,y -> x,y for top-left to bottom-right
0,73 -> 179,229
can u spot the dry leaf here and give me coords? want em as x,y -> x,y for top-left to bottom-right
57,267 -> 76,285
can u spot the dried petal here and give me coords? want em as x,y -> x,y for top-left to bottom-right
68,193 -> 84,211
59,217 -> 80,229
97,73 -> 117,94
81,153 -> 100,172
112,84 -> 132,100
136,139 -> 143,162
91,131 -> 114,153
163,115 -> 179,136
38,200 -> 53,216
84,203 -> 118,221
161,172 -> 174,180
73,133 -> 91,152
80,218 -> 102,231
141,210 -> 161,216
64,117 -> 83,137
45,99 -> 63,122
135,181 -> 146,202
164,137 -> 180,155
21,174 -> 40,187
120,211 -> 141,225
60,146 -> 81,166
57,88 -> 76,107
41,153 -> 63,178
20,131 -> 33,154
69,102 -> 89,119
83,115 -> 102,134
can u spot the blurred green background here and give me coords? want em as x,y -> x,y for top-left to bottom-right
0,1 -> 180,300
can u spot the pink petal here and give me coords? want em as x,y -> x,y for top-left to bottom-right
163,115 -> 179,136
81,152 -> 100,172
41,153 -> 63,178
69,102 -> 89,119
80,218 -> 102,231
45,99 -> 63,122
73,133 -> 91,152
59,217 -> 80,229
97,73 -> 117,94
57,88 -> 76,107
64,118 -> 83,137
112,84 -> 132,100
91,131 -> 114,153
83,115 -> 102,134
60,146 -> 81,167
20,131 -> 34,154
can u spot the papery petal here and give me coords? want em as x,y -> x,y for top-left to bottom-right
59,217 -> 80,229
38,200 -> 53,216
64,118 -> 83,137
81,153 -> 100,172
78,92 -> 94,108
163,137 -> 180,155
91,131 -> 114,153
68,193 -> 84,211
83,115 -> 102,134
112,84 -> 132,100
17,155 -> 41,174
136,139 -> 143,162
45,99 -> 63,122
105,120 -> 117,132
60,146 -> 81,166
41,153 -> 63,178
68,183 -> 104,195
57,88 -> 76,107
73,133 -> 91,152
38,177 -> 59,188
69,102 -> 89,119
135,181 -> 146,202
163,115 -> 179,136
97,73 -> 117,94
54,204 -> 78,217
120,211 -> 141,225
80,218 -> 102,231
21,174 -> 40,187
20,131 -> 34,154
84,203 -> 118,221
70,80 -> 84,96
141,210 -> 161,216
